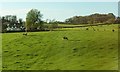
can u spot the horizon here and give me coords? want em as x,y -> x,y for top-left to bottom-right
0,2 -> 118,21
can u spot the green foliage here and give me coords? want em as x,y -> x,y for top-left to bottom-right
2,23 -> 7,33
1,15 -> 24,32
48,23 -> 58,31
26,9 -> 43,31
114,17 -> 120,24
45,19 -> 58,31
65,13 -> 116,24
2,24 -> 118,70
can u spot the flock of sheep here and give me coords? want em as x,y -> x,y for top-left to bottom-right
23,26 -> 117,41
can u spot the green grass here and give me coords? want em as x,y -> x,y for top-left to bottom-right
58,24 -> 84,27
0,33 -> 2,71
2,24 -> 118,70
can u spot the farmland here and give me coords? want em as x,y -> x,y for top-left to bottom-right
2,24 -> 118,70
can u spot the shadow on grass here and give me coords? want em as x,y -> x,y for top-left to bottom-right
69,40 -> 81,41
52,30 -> 69,31
24,35 -> 39,37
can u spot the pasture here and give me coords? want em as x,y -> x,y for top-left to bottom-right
2,24 -> 118,70
0,33 -> 2,70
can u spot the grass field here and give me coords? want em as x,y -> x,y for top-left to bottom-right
2,24 -> 118,70
58,24 -> 83,27
0,33 -> 2,71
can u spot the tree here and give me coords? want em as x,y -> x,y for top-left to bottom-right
48,19 -> 58,31
0,17 -> 2,33
1,15 -> 26,32
18,18 -> 24,28
4,15 -> 17,26
65,13 -> 116,24
114,17 -> 120,24
105,13 -> 115,24
1,16 -> 8,32
19,18 -> 23,24
26,9 -> 43,31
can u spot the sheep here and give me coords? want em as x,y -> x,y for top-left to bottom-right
112,29 -> 115,32
86,28 -> 89,30
23,33 -> 27,36
63,36 -> 68,40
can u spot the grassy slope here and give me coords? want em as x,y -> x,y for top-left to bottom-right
58,24 -> 83,27
2,24 -> 118,70
0,33 -> 2,70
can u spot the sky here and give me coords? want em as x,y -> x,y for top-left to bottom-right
0,2 -> 118,21
0,0 -> 119,2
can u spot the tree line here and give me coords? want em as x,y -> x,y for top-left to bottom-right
65,13 -> 120,24
0,9 -> 120,33
1,15 -> 25,32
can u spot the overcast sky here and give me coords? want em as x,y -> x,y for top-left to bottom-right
0,2 -> 118,21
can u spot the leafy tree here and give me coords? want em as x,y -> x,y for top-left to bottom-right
114,17 -> 120,24
1,15 -> 25,32
65,13 -> 116,24
19,18 -> 23,24
26,9 -> 43,31
18,18 -> 25,28
48,19 -> 58,31
1,16 -> 8,32
0,17 -> 2,32
2,22 -> 8,33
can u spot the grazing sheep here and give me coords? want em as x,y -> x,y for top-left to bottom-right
63,36 -> 68,40
23,33 -> 27,36
86,28 -> 89,30
112,29 -> 115,32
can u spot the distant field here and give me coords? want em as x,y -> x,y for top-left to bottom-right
2,24 -> 118,70
57,23 -> 109,27
58,24 -> 84,26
